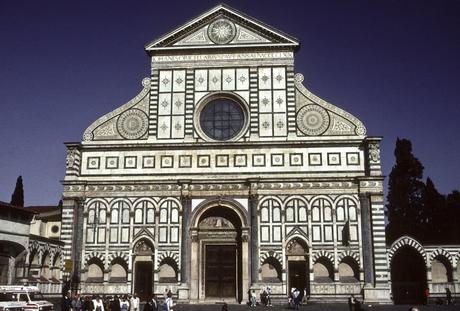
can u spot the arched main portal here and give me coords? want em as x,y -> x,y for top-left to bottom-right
286,238 -> 309,295
391,246 -> 427,304
190,200 -> 249,303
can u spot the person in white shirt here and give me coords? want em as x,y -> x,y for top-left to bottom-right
92,296 -> 105,311
120,296 -> 130,311
130,294 -> 140,311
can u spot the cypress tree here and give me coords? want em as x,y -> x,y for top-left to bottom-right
10,175 -> 24,207
446,190 -> 460,244
386,138 -> 425,244
422,177 -> 446,243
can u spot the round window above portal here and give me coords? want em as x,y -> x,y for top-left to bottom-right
196,93 -> 248,141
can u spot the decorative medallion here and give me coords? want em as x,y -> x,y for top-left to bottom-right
207,18 -> 236,44
83,131 -> 94,141
296,104 -> 330,136
116,109 -> 148,139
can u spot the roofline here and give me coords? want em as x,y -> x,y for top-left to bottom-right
144,4 -> 299,51
147,42 -> 298,52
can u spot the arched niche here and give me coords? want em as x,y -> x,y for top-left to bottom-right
431,256 -> 453,283
313,257 -> 334,283
338,257 -> 359,282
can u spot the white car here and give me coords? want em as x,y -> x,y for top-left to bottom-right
0,286 -> 53,311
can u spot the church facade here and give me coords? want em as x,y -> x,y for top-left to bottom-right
61,5 -> 390,303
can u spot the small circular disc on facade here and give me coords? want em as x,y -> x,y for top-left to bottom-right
208,18 -> 236,44
296,104 -> 330,136
117,109 -> 148,139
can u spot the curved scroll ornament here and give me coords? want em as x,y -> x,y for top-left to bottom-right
116,109 -> 148,139
82,78 -> 150,141
296,104 -> 330,136
294,73 -> 367,136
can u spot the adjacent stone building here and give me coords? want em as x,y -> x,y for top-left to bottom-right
61,4 -> 390,303
0,202 -> 63,298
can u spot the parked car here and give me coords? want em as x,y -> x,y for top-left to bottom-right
0,286 -> 53,311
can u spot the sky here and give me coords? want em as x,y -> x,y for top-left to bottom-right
0,0 -> 459,206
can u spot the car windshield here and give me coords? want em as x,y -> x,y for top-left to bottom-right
28,292 -> 43,300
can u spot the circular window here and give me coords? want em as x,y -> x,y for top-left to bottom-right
199,97 -> 245,141
51,225 -> 59,233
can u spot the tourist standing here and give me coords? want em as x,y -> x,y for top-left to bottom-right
446,288 -> 452,305
250,290 -> 257,307
130,294 -> 140,311
111,296 -> 120,311
92,296 -> 105,311
62,291 -> 72,311
266,287 -> 272,307
120,296 -> 130,311
423,287 -> 430,305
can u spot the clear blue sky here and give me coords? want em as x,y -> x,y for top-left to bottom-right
0,0 -> 459,205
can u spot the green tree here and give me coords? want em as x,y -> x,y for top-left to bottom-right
386,138 -> 425,244
10,175 -> 24,207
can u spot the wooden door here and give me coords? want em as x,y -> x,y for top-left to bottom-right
205,245 -> 236,298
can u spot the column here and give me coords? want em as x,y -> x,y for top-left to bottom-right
248,180 -> 259,285
359,193 -> 375,286
189,230 -> 199,300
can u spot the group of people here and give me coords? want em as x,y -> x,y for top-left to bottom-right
288,287 -> 308,309
62,290 -> 175,311
248,287 -> 273,307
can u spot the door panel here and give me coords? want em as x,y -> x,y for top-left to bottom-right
205,245 -> 236,298
135,261 -> 152,301
288,261 -> 308,292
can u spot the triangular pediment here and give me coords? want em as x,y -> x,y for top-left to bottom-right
145,4 -> 299,52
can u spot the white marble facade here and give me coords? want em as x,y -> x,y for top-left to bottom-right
62,4 -> 390,304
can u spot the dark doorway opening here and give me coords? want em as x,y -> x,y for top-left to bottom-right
391,246 -> 427,304
205,245 -> 236,298
288,261 -> 308,292
134,261 -> 152,301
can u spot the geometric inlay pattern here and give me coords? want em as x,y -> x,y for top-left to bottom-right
117,109 -> 148,139
296,104 -> 330,136
207,18 -> 236,44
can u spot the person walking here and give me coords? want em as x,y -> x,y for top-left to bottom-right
348,294 -> 356,311
163,291 -> 174,311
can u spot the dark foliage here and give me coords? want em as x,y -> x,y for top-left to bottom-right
386,138 -> 460,245
386,138 -> 425,243
10,175 -> 24,207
